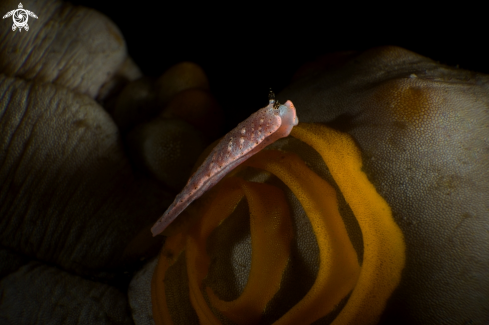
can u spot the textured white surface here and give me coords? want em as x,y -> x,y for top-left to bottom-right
128,258 -> 158,325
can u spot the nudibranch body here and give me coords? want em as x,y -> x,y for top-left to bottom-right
151,95 -> 299,236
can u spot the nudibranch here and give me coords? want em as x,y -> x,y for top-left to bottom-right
151,92 -> 299,236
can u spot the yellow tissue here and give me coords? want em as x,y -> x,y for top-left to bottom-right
206,181 -> 293,325
242,150 -> 361,325
291,123 -> 406,325
187,178 -> 245,325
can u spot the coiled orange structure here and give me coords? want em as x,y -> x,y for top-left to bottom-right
151,123 -> 405,325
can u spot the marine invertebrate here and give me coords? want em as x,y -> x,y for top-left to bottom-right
151,93 -> 298,236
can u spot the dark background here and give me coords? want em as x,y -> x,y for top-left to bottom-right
71,1 -> 488,133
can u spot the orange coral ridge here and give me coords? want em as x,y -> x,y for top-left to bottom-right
242,150 -> 361,324
291,123 -> 406,325
205,181 -> 294,325
187,178 -> 245,324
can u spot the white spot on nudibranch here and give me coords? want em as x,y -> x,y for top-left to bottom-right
241,127 -> 246,135
239,137 -> 244,144
260,118 -> 264,123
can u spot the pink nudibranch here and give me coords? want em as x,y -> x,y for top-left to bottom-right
151,98 -> 299,236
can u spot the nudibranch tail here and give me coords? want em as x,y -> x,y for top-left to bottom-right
151,97 -> 298,236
